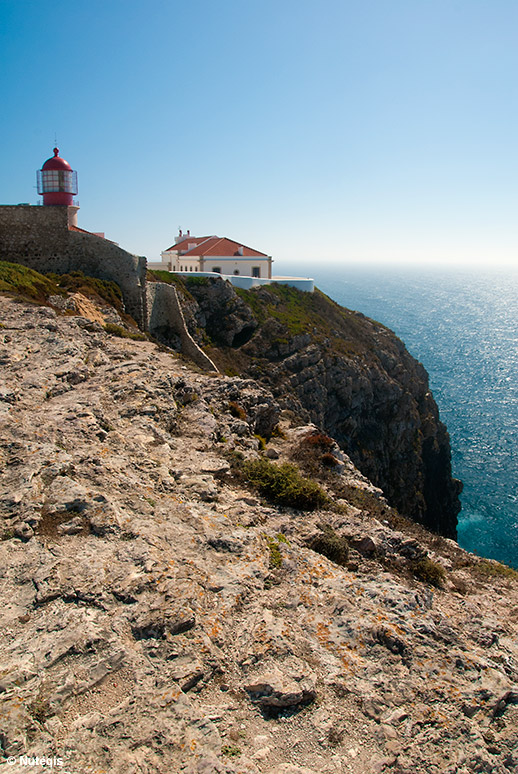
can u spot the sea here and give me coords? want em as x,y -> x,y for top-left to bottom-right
278,262 -> 518,568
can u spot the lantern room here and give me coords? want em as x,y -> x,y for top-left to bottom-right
37,147 -> 78,206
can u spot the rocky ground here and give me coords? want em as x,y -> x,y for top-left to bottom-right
1,293 -> 518,774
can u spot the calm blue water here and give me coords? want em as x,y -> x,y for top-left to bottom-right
280,263 -> 518,568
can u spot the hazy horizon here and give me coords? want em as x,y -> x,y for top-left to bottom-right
1,0 -> 517,270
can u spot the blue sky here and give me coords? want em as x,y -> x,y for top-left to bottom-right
1,0 -> 517,268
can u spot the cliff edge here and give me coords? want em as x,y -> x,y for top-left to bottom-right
162,276 -> 462,539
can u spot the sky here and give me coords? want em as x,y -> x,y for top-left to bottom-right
1,0 -> 517,269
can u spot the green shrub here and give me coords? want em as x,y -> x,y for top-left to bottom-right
147,269 -> 183,285
254,434 -> 267,451
47,271 -> 123,312
411,557 -> 446,587
221,745 -> 241,758
266,536 -> 283,568
307,524 -> 349,565
473,559 -> 518,581
242,458 -> 329,510
0,261 -> 61,302
146,269 -> 197,300
103,323 -> 146,341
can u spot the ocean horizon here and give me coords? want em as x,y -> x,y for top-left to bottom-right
276,261 -> 518,569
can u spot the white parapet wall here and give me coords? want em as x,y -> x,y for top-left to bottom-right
146,269 -> 315,293
270,275 -> 315,292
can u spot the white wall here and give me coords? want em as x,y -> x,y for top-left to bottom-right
160,251 -> 272,277
199,256 -> 272,278
172,271 -> 314,292
176,258 -> 201,272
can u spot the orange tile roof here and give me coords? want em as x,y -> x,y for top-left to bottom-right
69,225 -> 93,235
69,225 -> 117,244
168,236 -> 268,258
164,236 -> 213,252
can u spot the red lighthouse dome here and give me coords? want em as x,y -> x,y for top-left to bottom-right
37,147 -> 78,206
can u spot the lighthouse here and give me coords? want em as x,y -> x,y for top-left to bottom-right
36,147 -> 79,226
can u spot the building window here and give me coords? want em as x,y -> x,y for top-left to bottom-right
212,267 -> 222,273
252,267 -> 260,277
234,269 -> 240,275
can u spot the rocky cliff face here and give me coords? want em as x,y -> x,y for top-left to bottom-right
1,293 -> 517,774
177,278 -> 462,539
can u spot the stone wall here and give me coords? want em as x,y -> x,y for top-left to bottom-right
0,205 -> 219,371
0,205 -> 147,328
67,231 -> 147,328
0,205 -> 70,258
146,281 -> 217,372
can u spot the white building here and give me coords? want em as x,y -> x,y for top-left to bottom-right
148,230 -> 314,292
154,231 -> 273,278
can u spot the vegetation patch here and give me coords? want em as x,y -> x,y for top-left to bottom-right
306,524 -> 349,565
264,533 -> 290,569
228,400 -> 247,420
103,323 -> 147,341
300,431 -> 335,451
147,269 -> 184,286
472,559 -> 518,581
266,535 -> 283,569
0,261 -> 62,303
36,507 -> 89,540
234,283 -> 381,353
411,556 -> 446,587
221,745 -> 241,758
0,263 -> 130,328
184,275 -> 210,286
47,270 -> 123,312
27,692 -> 53,725
291,430 -> 341,473
242,457 -> 329,510
336,484 -> 393,519
152,269 -> 209,288
254,434 -> 267,450
146,270 -> 204,309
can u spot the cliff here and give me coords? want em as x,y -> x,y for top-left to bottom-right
1,282 -> 517,774
0,204 -> 461,539
162,276 -> 462,539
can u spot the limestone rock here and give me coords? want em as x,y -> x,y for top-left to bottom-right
244,664 -> 317,710
0,293 -> 517,774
